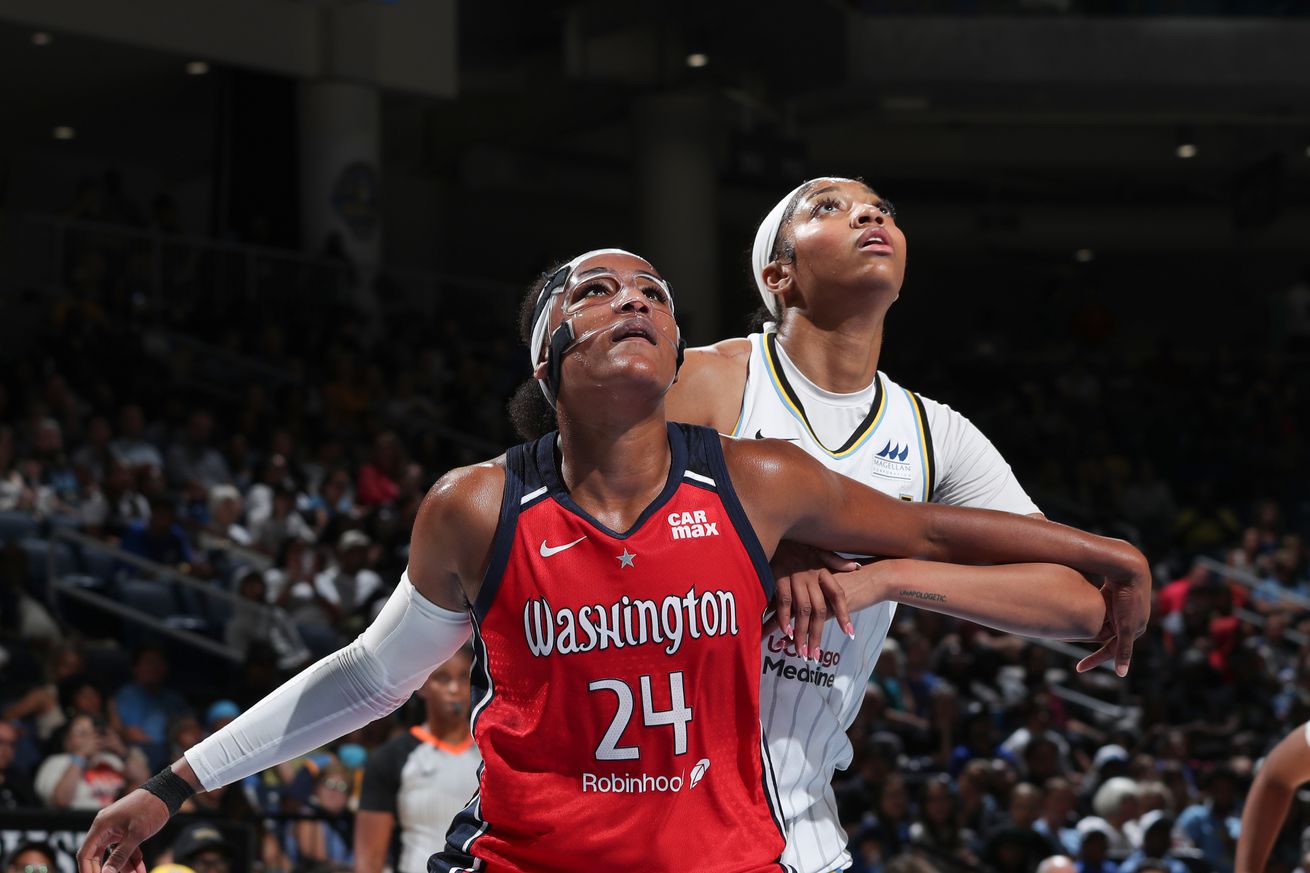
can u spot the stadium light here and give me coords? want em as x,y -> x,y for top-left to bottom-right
686,53 -> 709,68
52,126 -> 76,140
31,32 -> 51,46
186,61 -> 210,76
1176,143 -> 1198,159
1075,248 -> 1094,263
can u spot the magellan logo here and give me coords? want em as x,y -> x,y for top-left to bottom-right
667,510 -> 719,540
871,439 -> 914,481
877,441 -> 910,462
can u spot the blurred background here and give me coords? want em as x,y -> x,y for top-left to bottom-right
0,1 -> 1307,872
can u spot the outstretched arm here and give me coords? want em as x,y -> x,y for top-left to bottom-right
843,560 -> 1109,643
76,463 -> 503,873
1235,724 -> 1310,873
727,437 -> 1150,674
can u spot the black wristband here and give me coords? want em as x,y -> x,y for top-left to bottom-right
141,767 -> 196,815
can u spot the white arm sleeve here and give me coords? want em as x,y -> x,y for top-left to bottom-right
919,394 -> 1041,515
184,571 -> 471,791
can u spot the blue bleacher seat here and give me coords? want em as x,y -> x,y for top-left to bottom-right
117,578 -> 208,634
118,578 -> 176,617
44,514 -> 84,535
77,546 -> 117,583
0,511 -> 37,544
18,537 -> 77,598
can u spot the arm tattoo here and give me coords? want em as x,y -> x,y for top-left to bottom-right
899,589 -> 947,603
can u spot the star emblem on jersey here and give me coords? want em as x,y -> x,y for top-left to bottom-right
616,549 -> 636,568
540,536 -> 587,557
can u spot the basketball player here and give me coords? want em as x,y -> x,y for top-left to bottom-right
499,179 -> 1152,871
659,177 -> 1151,873
1234,722 -> 1310,873
78,249 -> 1144,873
353,649 -> 480,873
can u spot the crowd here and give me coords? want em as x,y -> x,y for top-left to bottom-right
1,191 -> 1309,873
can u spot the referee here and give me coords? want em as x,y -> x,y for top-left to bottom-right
354,648 -> 480,873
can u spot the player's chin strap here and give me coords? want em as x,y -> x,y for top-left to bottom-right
531,260 -> 686,409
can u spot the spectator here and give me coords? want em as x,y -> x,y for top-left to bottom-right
1176,766 -> 1242,873
57,674 -> 108,723
908,774 -> 978,868
79,460 -> 150,537
1000,694 -> 1072,774
313,530 -> 383,636
288,762 -> 355,868
0,721 -> 37,808
305,466 -> 356,542
355,651 -> 480,873
34,715 -> 127,810
117,495 -> 194,571
107,644 -> 190,770
984,782 -> 1059,872
205,700 -> 240,733
70,416 -> 114,482
4,842 -> 62,873
204,484 -> 252,547
225,567 -> 305,668
1119,812 -> 1188,873
1,641 -> 85,746
959,757 -> 1006,838
0,425 -> 34,512
251,486 -> 314,553
1085,777 -> 1142,861
356,431 -> 402,508
165,409 -> 231,490
245,454 -> 294,528
1075,820 -> 1120,873
109,404 -> 163,471
167,823 -> 232,873
26,417 -> 78,512
1035,777 -> 1082,857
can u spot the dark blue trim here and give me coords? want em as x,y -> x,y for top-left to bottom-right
471,444 -> 527,623
909,390 -> 937,503
430,621 -> 492,873
699,427 -> 776,602
466,615 -> 494,735
534,422 -> 689,540
429,790 -> 484,872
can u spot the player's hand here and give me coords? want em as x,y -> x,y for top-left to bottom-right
1074,548 -> 1151,676
77,789 -> 168,873
767,541 -> 857,660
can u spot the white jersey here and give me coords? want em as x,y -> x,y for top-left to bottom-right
359,727 -> 482,873
732,329 -> 1039,873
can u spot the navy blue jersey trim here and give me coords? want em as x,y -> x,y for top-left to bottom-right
430,620 -> 493,873
428,785 -> 486,873
698,427 -> 776,602
466,615 -> 494,736
534,422 -> 689,540
757,732 -> 793,873
471,445 -> 527,623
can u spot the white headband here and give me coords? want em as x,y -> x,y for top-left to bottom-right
751,180 -> 814,317
529,247 -> 644,368
529,247 -> 672,408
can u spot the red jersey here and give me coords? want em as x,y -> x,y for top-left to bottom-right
433,424 -> 789,873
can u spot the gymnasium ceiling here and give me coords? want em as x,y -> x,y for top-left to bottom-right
1,0 -> 1308,256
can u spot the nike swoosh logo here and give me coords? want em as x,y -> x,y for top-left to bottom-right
755,430 -> 798,441
540,536 -> 587,557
